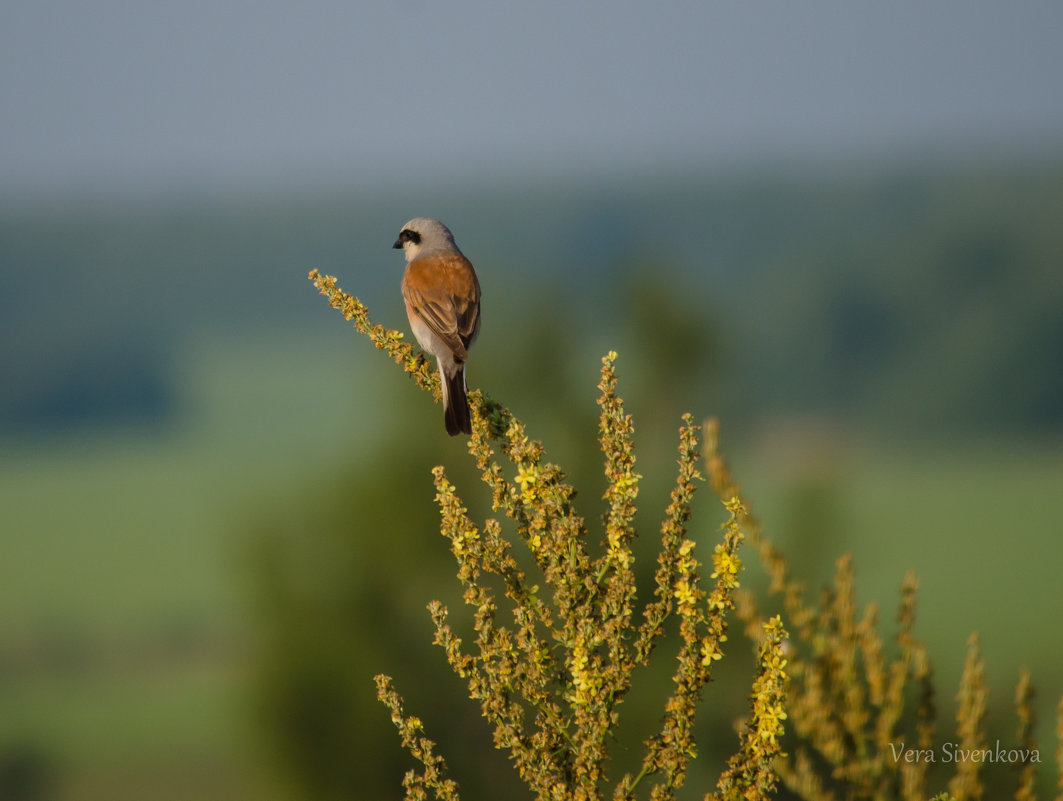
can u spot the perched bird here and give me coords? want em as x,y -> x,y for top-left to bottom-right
393,218 -> 481,436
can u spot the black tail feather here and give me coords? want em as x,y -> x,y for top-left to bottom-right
443,368 -> 471,436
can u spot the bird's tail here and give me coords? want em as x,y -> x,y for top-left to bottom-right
441,364 -> 471,436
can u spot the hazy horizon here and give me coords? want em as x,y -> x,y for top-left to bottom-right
3,1 -> 1062,204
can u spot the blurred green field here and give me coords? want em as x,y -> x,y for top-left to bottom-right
0,332 -> 369,799
2,330 -> 1062,799
739,433 -> 1063,684
1,333 -> 369,637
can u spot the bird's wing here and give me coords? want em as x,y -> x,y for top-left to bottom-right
403,252 -> 480,360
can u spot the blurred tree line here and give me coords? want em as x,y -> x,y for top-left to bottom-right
2,161 -> 1062,440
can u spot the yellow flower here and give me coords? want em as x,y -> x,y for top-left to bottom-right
724,496 -> 746,516
674,579 -> 700,611
757,704 -> 788,744
515,464 -> 539,502
701,639 -> 724,665
711,548 -> 741,583
569,642 -> 598,706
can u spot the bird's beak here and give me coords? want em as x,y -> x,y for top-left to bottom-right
392,238 -> 403,249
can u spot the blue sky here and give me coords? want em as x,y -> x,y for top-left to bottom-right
2,0 -> 1062,200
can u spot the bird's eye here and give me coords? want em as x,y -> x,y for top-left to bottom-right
401,230 -> 421,245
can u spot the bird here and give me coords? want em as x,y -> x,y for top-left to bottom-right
393,218 -> 481,436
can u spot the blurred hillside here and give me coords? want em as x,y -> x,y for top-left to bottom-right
3,161 -> 1063,801
3,160 -> 1062,441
